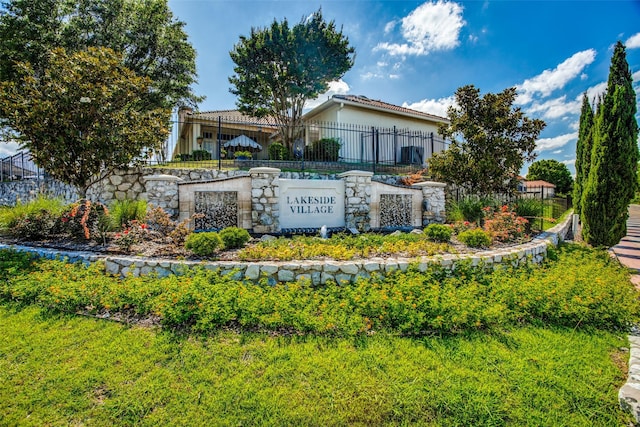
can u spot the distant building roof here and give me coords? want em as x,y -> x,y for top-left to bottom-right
181,108 -> 278,127
304,94 -> 449,123
521,179 -> 556,188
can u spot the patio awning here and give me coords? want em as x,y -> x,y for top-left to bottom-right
223,135 -> 262,150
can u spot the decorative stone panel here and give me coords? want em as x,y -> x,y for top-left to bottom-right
178,175 -> 251,229
370,181 -> 423,229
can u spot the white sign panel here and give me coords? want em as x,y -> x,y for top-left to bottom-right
279,179 -> 345,229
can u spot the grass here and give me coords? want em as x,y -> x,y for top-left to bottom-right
153,159 -> 238,170
0,304 -> 632,426
0,242 -> 637,424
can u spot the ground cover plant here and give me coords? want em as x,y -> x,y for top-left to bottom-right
0,241 -> 637,425
1,244 -> 637,336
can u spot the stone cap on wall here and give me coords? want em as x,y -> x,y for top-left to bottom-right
249,167 -> 281,174
338,170 -> 374,178
411,181 -> 447,188
143,174 -> 183,183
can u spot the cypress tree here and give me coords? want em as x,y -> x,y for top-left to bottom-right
573,93 -> 594,217
581,41 -> 639,246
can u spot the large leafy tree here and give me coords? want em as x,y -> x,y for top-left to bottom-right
573,93 -> 594,216
429,85 -> 546,197
229,9 -> 355,151
581,41 -> 639,247
526,159 -> 573,194
0,0 -> 200,111
0,47 -> 170,197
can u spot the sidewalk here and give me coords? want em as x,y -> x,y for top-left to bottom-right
610,204 -> 640,287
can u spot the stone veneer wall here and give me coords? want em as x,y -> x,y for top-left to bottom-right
1,167 -> 404,208
0,179 -> 78,206
0,213 -> 573,284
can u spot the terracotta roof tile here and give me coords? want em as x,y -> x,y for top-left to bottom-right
522,180 -> 556,188
332,95 -> 448,122
188,110 -> 278,126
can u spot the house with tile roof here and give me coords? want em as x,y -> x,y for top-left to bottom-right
173,108 -> 279,161
173,95 -> 449,166
517,178 -> 556,198
303,94 -> 448,129
302,95 -> 449,166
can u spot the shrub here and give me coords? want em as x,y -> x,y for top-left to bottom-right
145,205 -> 200,245
218,227 -> 251,249
109,199 -> 147,231
112,220 -> 149,252
424,223 -> 453,242
0,196 -> 66,239
450,220 -> 476,235
458,229 -> 492,248
482,205 -> 528,243
511,198 -> 543,233
185,232 -> 222,256
60,199 -> 109,241
450,196 -> 501,225
234,150 -> 252,159
192,149 -> 212,161
304,138 -> 341,161
268,142 -> 288,160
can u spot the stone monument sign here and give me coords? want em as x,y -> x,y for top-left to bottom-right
279,179 -> 345,229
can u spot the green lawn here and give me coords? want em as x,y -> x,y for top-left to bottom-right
0,304 -> 632,426
1,243 -> 637,425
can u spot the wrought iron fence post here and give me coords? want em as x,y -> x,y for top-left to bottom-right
217,116 -> 222,170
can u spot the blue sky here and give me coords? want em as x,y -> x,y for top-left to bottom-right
167,0 -> 640,175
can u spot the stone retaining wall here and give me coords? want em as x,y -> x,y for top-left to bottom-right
0,213 -> 573,283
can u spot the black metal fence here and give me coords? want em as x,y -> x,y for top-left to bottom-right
163,116 -> 449,174
0,151 -> 42,182
449,185 -> 573,232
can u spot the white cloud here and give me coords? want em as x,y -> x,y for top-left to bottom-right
0,141 -> 21,158
585,81 -> 607,102
403,95 -> 456,118
626,32 -> 640,49
561,159 -> 576,167
516,49 -> 596,104
384,20 -> 397,35
374,1 -> 465,57
304,80 -> 350,110
526,95 -> 582,120
535,132 -> 577,152
552,150 -> 563,154
361,71 -> 382,81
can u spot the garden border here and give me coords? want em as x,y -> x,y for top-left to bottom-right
1,213 -> 573,283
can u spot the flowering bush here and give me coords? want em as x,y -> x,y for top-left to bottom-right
145,205 -> 200,245
60,199 -> 109,241
112,220 -> 148,252
451,220 -> 476,235
482,205 -> 528,243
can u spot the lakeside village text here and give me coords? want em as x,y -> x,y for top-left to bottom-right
286,196 -> 337,214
